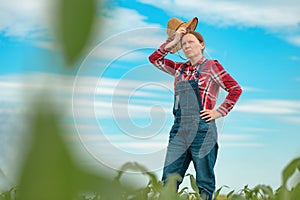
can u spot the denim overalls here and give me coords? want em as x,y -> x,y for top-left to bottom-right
162,60 -> 218,200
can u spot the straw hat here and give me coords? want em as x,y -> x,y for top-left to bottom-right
166,17 -> 198,53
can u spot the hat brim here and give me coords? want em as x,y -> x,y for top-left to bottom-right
167,17 -> 198,54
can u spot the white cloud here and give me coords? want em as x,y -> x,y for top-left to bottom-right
0,0 -> 53,38
93,100 -> 171,119
235,127 -> 276,133
220,133 -> 257,141
290,56 -> 300,61
87,25 -> 165,62
73,75 -> 173,120
218,133 -> 262,147
235,99 -> 300,114
0,0 -> 165,65
0,73 -> 173,129
286,35 -> 300,47
95,77 -> 172,98
77,133 -> 168,150
241,86 -> 264,92
140,0 -> 300,28
280,116 -> 300,124
138,0 -> 300,46
0,0 -> 164,50
0,73 -> 173,121
99,7 -> 161,37
2,0 -> 300,50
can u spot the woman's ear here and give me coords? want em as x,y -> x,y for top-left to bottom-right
200,42 -> 205,49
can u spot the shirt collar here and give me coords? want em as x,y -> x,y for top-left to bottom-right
187,56 -> 207,66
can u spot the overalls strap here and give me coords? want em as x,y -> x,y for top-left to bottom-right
195,59 -> 207,78
177,59 -> 208,82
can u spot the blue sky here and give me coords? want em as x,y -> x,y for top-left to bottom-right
1,0 -> 300,193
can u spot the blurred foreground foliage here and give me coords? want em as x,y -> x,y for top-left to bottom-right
0,102 -> 299,199
1,0 -> 299,199
56,0 -> 96,66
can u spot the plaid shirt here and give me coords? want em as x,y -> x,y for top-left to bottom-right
149,41 -> 242,116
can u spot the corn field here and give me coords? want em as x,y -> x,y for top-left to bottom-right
0,102 -> 299,200
0,0 -> 299,199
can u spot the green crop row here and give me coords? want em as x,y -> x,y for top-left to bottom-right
0,156 -> 299,200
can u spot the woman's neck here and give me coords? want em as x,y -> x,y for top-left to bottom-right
189,54 -> 203,65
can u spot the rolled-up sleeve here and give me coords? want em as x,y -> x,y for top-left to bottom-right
148,39 -> 177,76
210,60 -> 242,116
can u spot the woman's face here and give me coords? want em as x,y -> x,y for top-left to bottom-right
181,33 -> 204,59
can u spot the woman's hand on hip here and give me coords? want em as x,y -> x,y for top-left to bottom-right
200,109 -> 222,122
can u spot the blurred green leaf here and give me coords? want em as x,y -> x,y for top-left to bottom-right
115,162 -> 163,195
282,157 -> 300,186
291,182 -> 300,199
158,173 -> 181,200
229,194 -> 247,200
76,169 -> 126,200
280,157 -> 300,199
17,100 -> 126,200
57,0 -> 97,65
17,101 -> 79,200
115,162 -> 148,181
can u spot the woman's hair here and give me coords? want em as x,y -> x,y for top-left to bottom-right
188,31 -> 204,43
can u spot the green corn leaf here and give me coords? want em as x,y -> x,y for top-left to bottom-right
186,173 -> 199,194
17,99 -> 125,200
178,192 -> 189,199
17,101 -> 79,200
282,157 -> 300,187
230,194 -> 247,200
76,168 -> 126,200
147,172 -> 163,193
226,190 -> 235,199
158,173 -> 181,200
290,182 -> 300,199
254,184 -> 274,197
279,187 -> 291,200
213,185 -> 229,200
115,162 -> 148,182
115,162 -> 162,193
57,0 -> 97,65
177,186 -> 188,196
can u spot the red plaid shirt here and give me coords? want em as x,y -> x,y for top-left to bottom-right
149,41 -> 242,116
